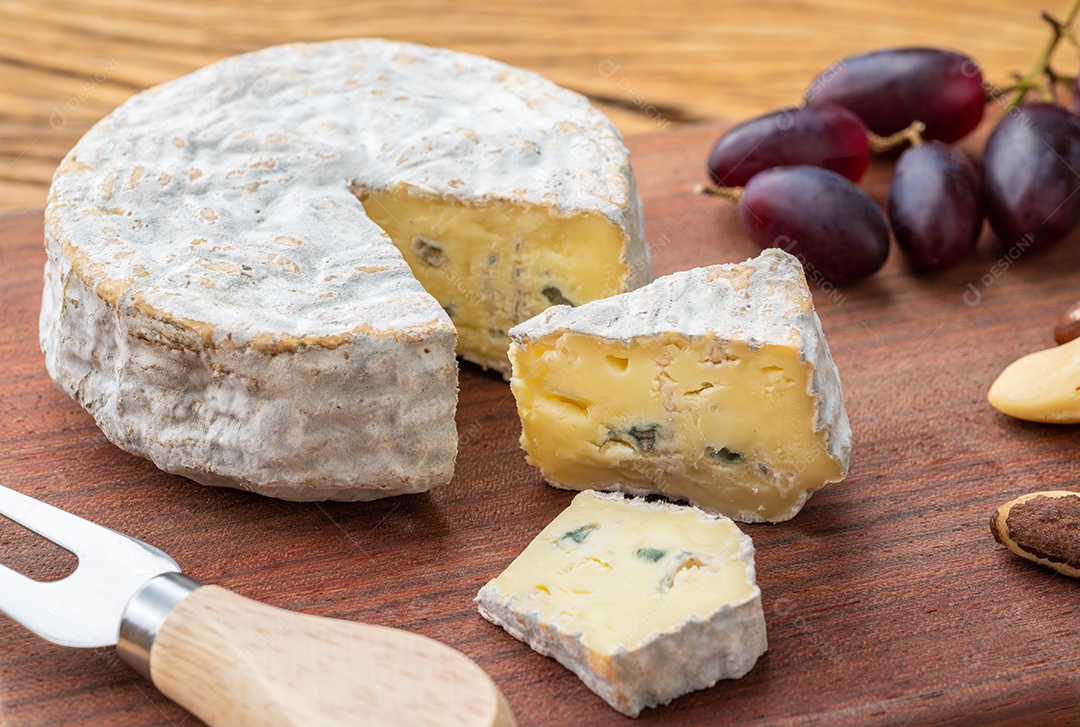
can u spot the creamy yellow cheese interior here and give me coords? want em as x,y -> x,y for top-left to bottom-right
486,491 -> 754,654
510,332 -> 843,521
988,337 -> 1080,423
357,186 -> 631,368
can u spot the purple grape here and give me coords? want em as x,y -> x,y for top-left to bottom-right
888,142 -> 983,272
739,166 -> 889,284
983,103 -> 1080,251
806,48 -> 985,142
707,104 -> 870,187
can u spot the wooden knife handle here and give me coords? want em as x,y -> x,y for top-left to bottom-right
148,585 -> 515,727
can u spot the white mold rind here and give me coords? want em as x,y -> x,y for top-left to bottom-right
509,250 -> 852,521
40,39 -> 645,499
476,491 -> 768,718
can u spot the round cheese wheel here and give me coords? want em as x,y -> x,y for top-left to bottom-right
41,39 -> 648,500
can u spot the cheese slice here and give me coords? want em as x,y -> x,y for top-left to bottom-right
40,39 -> 648,500
508,250 -> 851,522
476,489 -> 767,718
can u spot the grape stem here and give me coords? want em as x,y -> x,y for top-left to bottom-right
693,184 -> 744,201
1003,0 -> 1080,112
867,121 -> 925,153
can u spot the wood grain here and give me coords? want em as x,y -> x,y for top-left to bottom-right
2,121 -> 1080,726
151,585 -> 514,727
0,0 -> 1058,210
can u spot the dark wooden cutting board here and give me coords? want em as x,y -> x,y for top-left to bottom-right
1,121 -> 1079,727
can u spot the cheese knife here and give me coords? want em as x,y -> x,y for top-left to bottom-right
0,483 -> 515,727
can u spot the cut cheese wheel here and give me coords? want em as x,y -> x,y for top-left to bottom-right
41,39 -> 648,500
476,490 -> 767,717
508,249 -> 851,522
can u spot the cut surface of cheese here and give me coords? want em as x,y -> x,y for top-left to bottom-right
476,489 -> 767,718
508,250 -> 851,522
40,39 -> 648,500
357,187 -> 639,371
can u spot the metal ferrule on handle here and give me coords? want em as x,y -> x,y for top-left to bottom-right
117,572 -> 202,680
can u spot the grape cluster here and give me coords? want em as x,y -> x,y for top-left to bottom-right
703,46 -> 1080,283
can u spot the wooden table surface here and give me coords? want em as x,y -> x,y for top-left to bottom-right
0,0 -> 1058,211
3,3 -> 1080,726
3,115 -> 1080,725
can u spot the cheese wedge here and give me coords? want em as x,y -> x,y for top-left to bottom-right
508,250 -> 851,522
476,490 -> 767,718
40,39 -> 648,500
